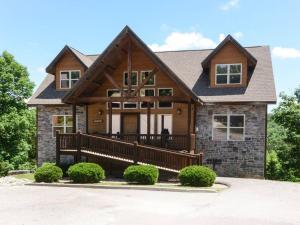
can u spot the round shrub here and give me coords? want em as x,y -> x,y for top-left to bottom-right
67,163 -> 105,183
0,161 -> 13,177
34,163 -> 63,183
178,166 -> 216,187
123,165 -> 159,185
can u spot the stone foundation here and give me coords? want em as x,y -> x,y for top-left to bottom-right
196,104 -> 266,178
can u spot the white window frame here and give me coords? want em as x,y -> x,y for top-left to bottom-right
212,114 -> 245,141
123,102 -> 138,109
60,70 -> 81,89
107,89 -> 121,109
215,63 -> 242,85
123,71 -> 138,86
141,70 -> 156,86
157,88 -> 173,109
52,115 -> 77,138
140,88 -> 155,109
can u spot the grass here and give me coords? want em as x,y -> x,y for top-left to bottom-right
12,173 -> 34,181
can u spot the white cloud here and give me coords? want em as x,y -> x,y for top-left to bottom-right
272,47 -> 300,59
36,66 -> 45,73
148,32 -> 217,51
220,0 -> 240,11
219,32 -> 243,42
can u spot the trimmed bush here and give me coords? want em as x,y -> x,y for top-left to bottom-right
0,161 -> 13,177
67,163 -> 105,183
123,165 -> 159,185
178,166 -> 216,187
34,163 -> 63,183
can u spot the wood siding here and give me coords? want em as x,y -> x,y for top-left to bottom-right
55,50 -> 85,90
210,42 -> 248,88
87,43 -> 194,135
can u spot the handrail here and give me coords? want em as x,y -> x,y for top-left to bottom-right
56,132 -> 203,171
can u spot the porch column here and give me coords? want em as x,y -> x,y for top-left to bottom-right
147,102 -> 151,144
187,101 -> 191,152
72,104 -> 76,133
108,101 -> 112,135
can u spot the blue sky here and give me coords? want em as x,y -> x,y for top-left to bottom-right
1,0 -> 299,110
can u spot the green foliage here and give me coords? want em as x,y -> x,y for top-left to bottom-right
0,161 -> 13,177
267,86 -> 300,181
18,161 -> 37,171
34,163 -> 63,183
178,166 -> 216,187
67,163 -> 105,183
123,165 -> 159,185
0,51 -> 36,169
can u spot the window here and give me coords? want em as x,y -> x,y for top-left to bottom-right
141,71 -> 155,86
140,88 -> 155,108
124,71 -> 138,86
52,115 -> 75,137
60,70 -> 80,89
107,89 -> 121,109
123,102 -> 138,109
158,88 -> 173,109
216,64 -> 242,85
212,114 -> 245,141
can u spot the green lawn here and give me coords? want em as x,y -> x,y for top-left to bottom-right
12,173 -> 34,181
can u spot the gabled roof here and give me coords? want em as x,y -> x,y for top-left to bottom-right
62,26 -> 199,104
46,45 -> 94,74
201,35 -> 257,68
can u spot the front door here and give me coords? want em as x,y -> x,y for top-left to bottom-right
121,113 -> 140,134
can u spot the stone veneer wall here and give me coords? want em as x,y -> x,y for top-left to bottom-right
196,104 -> 266,178
37,105 -> 86,166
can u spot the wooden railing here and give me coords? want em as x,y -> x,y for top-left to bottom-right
56,132 -> 202,172
95,133 -> 191,151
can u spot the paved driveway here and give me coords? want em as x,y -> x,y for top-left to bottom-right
0,178 -> 299,225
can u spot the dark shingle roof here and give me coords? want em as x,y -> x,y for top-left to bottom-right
28,46 -> 276,106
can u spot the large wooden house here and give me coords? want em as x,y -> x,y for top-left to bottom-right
28,26 -> 276,178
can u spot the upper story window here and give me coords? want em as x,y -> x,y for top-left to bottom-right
141,71 -> 155,86
212,114 -> 245,141
158,88 -> 173,109
124,71 -> 138,86
107,89 -> 121,109
215,64 -> 242,85
140,88 -> 155,108
60,70 -> 80,89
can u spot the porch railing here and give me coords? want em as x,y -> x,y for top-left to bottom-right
94,133 -> 195,151
56,132 -> 202,172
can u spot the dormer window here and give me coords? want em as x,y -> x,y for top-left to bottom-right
216,64 -> 242,85
60,70 -> 80,89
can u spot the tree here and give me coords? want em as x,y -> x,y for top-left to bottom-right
0,51 -> 35,169
267,86 -> 300,181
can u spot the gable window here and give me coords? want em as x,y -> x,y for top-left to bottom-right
52,115 -> 75,137
212,114 -> 245,141
107,89 -> 121,109
141,71 -> 155,86
123,102 -> 138,109
216,64 -> 242,85
124,71 -> 138,86
140,88 -> 155,108
158,88 -> 173,109
60,70 -> 80,89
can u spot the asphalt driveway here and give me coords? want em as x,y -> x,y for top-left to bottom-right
0,178 -> 299,225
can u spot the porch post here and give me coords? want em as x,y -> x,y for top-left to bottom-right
72,104 -> 76,133
108,101 -> 112,135
147,102 -> 151,144
187,101 -> 192,152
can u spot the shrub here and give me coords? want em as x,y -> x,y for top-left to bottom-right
178,166 -> 216,187
0,161 -> 13,177
123,165 -> 159,185
34,163 -> 63,183
67,163 -> 105,183
18,161 -> 37,171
